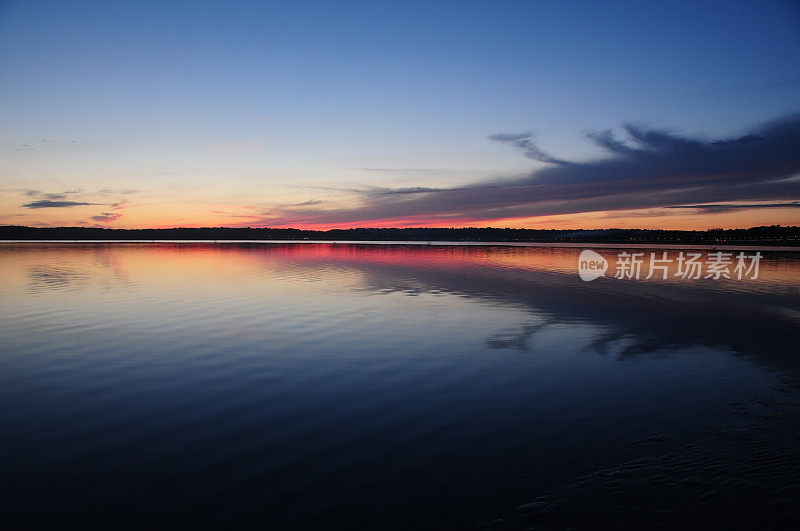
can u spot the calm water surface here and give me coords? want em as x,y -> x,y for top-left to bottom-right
1,243 -> 799,528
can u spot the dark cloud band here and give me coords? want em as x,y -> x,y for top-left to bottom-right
257,112 -> 800,226
22,200 -> 98,209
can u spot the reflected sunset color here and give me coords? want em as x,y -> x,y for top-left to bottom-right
2,0 -> 800,527
2,243 -> 800,527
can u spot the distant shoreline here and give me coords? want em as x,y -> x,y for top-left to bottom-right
2,240 -> 799,251
1,225 -> 798,248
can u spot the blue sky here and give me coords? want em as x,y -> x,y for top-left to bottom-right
1,0 -> 799,229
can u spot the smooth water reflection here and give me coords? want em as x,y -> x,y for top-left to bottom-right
1,243 -> 799,528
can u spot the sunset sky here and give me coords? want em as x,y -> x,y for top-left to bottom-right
1,0 -> 799,230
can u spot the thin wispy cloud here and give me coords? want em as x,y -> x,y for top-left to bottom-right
22,189 -> 84,200
487,132 -> 569,165
14,139 -> 77,152
359,168 -> 455,175
370,186 -> 447,195
97,188 -> 138,196
90,212 -> 123,222
22,200 -> 99,209
666,202 -> 800,213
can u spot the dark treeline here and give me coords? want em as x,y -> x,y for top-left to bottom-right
1,224 -> 799,244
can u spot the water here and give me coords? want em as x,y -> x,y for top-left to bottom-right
1,243 -> 799,528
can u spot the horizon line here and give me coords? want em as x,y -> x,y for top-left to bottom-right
2,224 -> 798,233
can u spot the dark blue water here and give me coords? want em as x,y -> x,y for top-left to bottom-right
2,243 -> 799,528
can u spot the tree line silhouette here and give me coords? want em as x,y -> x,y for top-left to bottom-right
1,225 -> 798,244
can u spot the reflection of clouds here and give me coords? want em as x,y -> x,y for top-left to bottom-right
18,243 -> 800,375
23,246 -> 134,293
487,323 -> 547,351
259,245 -> 800,373
27,266 -> 87,292
584,331 -> 671,359
92,247 -> 129,282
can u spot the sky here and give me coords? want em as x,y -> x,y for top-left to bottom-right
1,0 -> 799,230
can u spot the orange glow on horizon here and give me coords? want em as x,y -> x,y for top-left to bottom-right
4,196 -> 798,232
210,206 -> 800,231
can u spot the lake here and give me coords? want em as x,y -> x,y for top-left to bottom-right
1,242 -> 799,528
